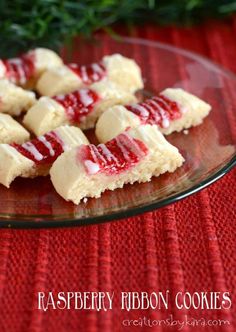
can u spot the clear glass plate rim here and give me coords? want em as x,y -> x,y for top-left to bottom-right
1,153 -> 235,228
121,36 -> 236,83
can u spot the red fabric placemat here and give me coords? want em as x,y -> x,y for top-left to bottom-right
0,19 -> 236,332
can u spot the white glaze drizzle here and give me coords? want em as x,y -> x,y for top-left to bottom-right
144,102 -> 160,122
80,66 -> 89,82
148,100 -> 170,128
38,135 -> 55,157
154,96 -> 169,108
120,132 -> 146,158
115,136 -> 130,161
0,60 -> 6,78
92,63 -> 104,74
9,58 -> 27,84
79,89 -> 93,106
21,142 -> 43,161
90,144 -> 107,164
98,144 -> 119,163
133,104 -> 149,117
84,160 -> 100,175
69,63 -> 78,69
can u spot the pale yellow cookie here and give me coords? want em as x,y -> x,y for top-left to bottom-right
0,79 -> 36,116
23,81 -> 137,136
0,113 -> 30,144
96,88 -> 211,142
36,53 -> 143,96
29,48 -> 63,78
50,125 -> 184,204
36,65 -> 80,97
0,125 -> 89,188
0,48 -> 63,88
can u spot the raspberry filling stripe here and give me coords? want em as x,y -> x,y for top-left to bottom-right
67,62 -> 106,85
11,131 -> 64,165
2,53 -> 35,85
126,95 -> 182,128
78,132 -> 148,175
53,89 -> 100,123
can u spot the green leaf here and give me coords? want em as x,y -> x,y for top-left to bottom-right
0,0 -> 236,57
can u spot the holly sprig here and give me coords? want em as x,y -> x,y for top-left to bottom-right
0,0 -> 235,57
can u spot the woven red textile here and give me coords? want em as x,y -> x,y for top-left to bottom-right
0,19 -> 236,332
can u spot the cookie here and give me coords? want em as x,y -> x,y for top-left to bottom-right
0,113 -> 30,144
96,88 -> 211,142
0,125 -> 89,187
50,125 -> 184,204
36,53 -> 143,96
23,80 -> 137,136
0,79 -> 36,116
0,48 -> 63,88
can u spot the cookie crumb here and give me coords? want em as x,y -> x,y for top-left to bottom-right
183,129 -> 189,135
83,197 -> 88,203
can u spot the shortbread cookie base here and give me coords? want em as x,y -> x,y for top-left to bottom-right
32,48 -> 63,77
80,80 -> 137,130
24,48 -> 63,89
0,80 -> 36,116
50,125 -> 184,204
0,49 -> 63,90
0,126 -> 89,188
36,53 -> 143,96
103,54 -> 144,93
96,105 -> 140,143
23,97 -> 67,137
160,88 -> 211,135
0,145 -> 34,187
36,65 -> 80,97
26,48 -> 63,89
95,88 -> 212,142
56,125 -> 89,147
24,81 -> 137,136
0,114 -> 30,144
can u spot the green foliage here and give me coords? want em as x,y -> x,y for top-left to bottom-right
0,0 -> 236,56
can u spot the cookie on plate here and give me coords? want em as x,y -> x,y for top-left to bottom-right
0,79 -> 36,116
50,124 -> 184,204
0,113 -> 30,144
0,48 -> 63,88
96,88 -> 211,142
23,80 -> 137,136
36,53 -> 143,96
0,125 -> 89,188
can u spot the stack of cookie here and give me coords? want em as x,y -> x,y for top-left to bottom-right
0,48 -> 211,204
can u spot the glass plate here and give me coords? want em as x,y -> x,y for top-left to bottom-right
0,36 -> 235,227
